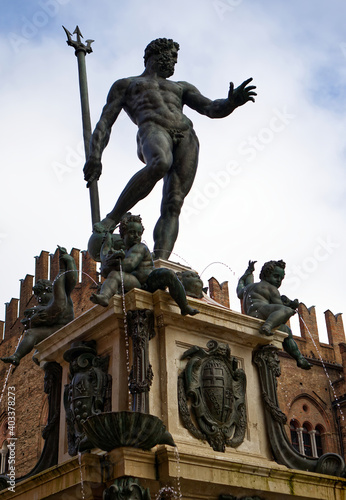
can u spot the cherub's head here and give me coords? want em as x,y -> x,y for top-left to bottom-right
176,270 -> 204,298
259,260 -> 286,289
32,279 -> 53,305
119,214 -> 144,248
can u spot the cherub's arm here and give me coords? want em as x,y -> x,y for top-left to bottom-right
182,78 -> 256,119
84,78 -> 131,187
281,295 -> 299,310
100,233 -> 126,270
236,260 -> 257,299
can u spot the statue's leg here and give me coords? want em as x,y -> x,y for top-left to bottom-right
153,130 -> 199,260
146,269 -> 199,316
90,271 -> 120,307
94,126 -> 173,233
1,327 -> 56,365
280,324 -> 312,370
259,305 -> 296,336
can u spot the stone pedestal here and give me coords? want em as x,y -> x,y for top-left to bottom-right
2,286 -> 345,499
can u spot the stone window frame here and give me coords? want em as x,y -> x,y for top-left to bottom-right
290,419 -> 300,453
289,418 -> 325,458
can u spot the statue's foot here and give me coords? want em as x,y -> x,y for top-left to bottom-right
90,293 -> 110,307
1,355 -> 20,366
260,324 -> 274,336
181,305 -> 200,316
297,357 -> 312,370
93,217 -> 116,234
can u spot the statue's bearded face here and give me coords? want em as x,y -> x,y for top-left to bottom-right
155,48 -> 178,78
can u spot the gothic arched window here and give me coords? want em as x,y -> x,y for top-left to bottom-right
302,423 -> 313,457
290,420 -> 300,453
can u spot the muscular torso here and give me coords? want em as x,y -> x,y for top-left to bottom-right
123,243 -> 154,285
123,76 -> 193,131
243,281 -> 281,317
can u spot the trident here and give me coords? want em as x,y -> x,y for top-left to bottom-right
63,26 -> 100,227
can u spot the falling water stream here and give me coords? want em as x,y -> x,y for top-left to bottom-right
78,451 -> 86,500
52,269 -> 98,287
154,447 -> 182,500
0,334 -> 23,406
298,312 -> 344,421
119,261 -> 132,410
149,247 -> 192,268
173,447 -> 182,499
199,261 -> 235,278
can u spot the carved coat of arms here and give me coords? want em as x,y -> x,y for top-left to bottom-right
178,340 -> 247,452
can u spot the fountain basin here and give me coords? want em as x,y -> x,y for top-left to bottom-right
82,411 -> 175,451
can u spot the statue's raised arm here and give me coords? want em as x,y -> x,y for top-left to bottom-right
236,260 -> 257,299
182,78 -> 256,118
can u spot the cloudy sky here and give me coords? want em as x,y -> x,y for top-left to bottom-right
1,0 -> 346,343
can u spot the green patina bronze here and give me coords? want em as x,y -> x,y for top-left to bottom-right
63,340 -> 111,456
1,247 -> 78,367
103,477 -> 151,500
178,340 -> 247,452
90,213 -> 199,316
84,38 -> 256,260
237,260 -> 312,370
253,344 -> 345,476
82,411 -> 175,451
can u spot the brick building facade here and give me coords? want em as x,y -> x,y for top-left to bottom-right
0,248 -> 98,476
0,254 -> 345,477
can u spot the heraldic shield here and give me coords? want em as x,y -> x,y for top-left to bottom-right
178,340 -> 247,452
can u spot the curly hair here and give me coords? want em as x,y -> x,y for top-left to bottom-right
259,260 -> 285,281
144,38 -> 180,65
119,213 -> 144,238
32,279 -> 53,295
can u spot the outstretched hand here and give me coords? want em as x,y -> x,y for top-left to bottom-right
84,158 -> 102,188
228,78 -> 256,108
246,260 -> 257,274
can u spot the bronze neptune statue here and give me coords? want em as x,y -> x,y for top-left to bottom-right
84,38 -> 256,260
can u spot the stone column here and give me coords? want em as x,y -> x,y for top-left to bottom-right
127,309 -> 155,414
